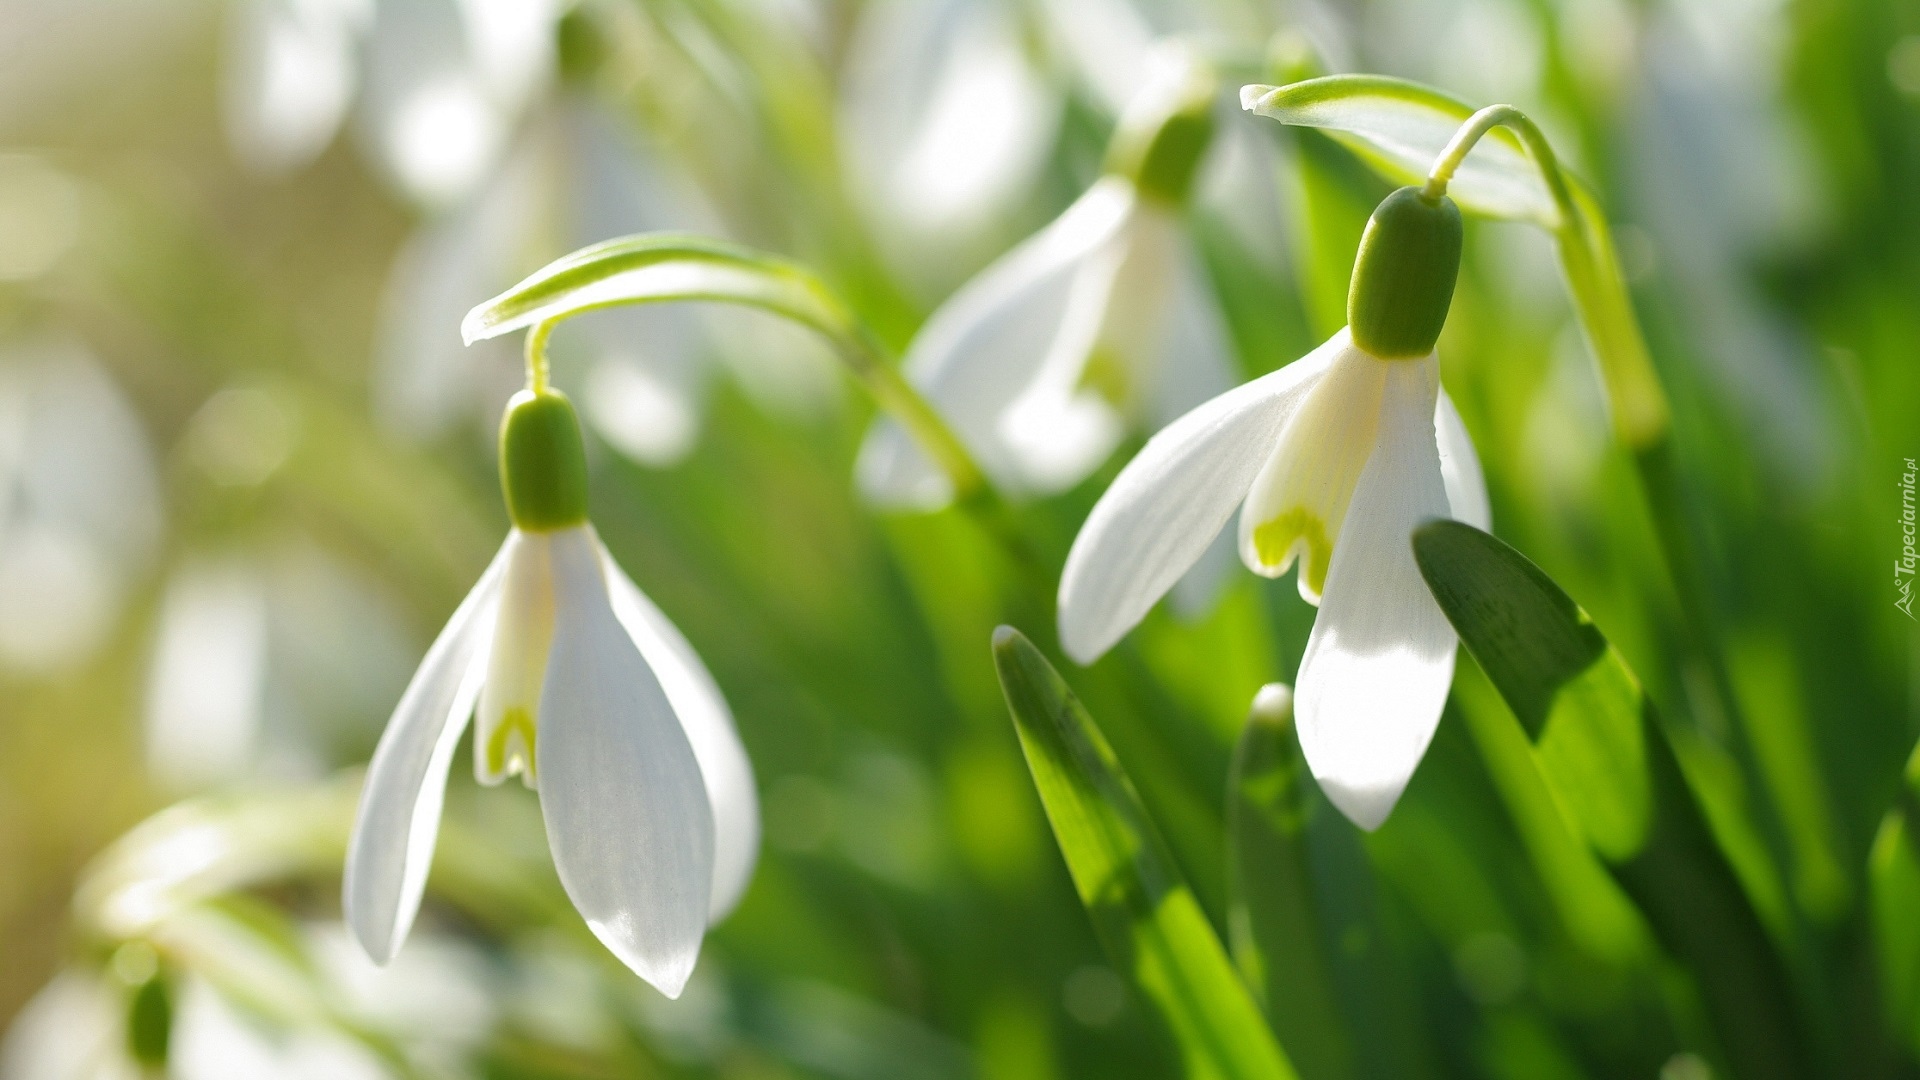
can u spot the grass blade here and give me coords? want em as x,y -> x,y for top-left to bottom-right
992,627 -> 1295,1080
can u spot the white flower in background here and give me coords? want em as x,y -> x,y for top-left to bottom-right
0,928 -> 496,1080
346,387 -> 758,997
1057,186 -> 1489,830
857,47 -> 1237,509
0,341 -> 162,676
375,94 -> 840,461
222,0 -> 555,205
222,0 -> 369,174
144,543 -> 416,793
839,0 -> 1058,291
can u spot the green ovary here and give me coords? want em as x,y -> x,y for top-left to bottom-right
1253,508 -> 1333,598
486,706 -> 538,783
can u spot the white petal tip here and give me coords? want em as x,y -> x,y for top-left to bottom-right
1316,775 -> 1406,832
593,923 -> 699,998
1240,85 -> 1277,111
1056,618 -> 1111,668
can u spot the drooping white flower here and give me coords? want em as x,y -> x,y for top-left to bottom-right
1057,186 -> 1489,831
0,340 -> 163,676
345,388 -> 758,998
839,0 -> 1059,292
856,47 -> 1237,509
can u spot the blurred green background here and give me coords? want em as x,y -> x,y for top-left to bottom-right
0,0 -> 1914,1077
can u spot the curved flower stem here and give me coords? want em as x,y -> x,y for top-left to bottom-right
524,321 -> 554,394
1430,107 -> 1802,924
840,326 -> 1054,609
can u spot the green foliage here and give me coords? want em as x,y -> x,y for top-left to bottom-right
992,627 -> 1295,1080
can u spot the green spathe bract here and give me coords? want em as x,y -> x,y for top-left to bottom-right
500,388 -> 589,532
1106,54 -> 1217,206
1346,186 -> 1461,359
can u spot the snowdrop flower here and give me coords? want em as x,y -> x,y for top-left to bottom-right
0,340 -> 163,675
857,47 -> 1238,509
840,0 -> 1058,290
1057,184 -> 1490,831
345,381 -> 759,997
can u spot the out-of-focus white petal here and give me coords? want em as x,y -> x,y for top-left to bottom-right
841,0 -> 1057,246
344,543 -> 507,965
0,972 -> 135,1080
1435,388 -> 1490,531
223,0 -> 359,174
144,558 -> 269,792
598,542 -> 759,922
1040,0 -> 1155,114
1057,333 -> 1341,664
1237,341 -> 1387,602
453,0 -> 556,112
0,342 -> 161,674
170,977 -> 391,1080
372,143 -> 537,437
1294,355 -> 1455,831
857,179 -> 1136,508
538,528 -> 713,998
356,0 -> 505,207
582,352 -> 701,467
476,531 -> 553,787
1146,234 -> 1238,428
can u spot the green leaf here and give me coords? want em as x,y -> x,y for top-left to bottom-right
1227,686 -> 1358,1080
1411,520 -> 1810,1080
1870,743 -> 1920,1055
461,232 -> 860,350
991,627 -> 1295,1080
1240,76 -> 1560,227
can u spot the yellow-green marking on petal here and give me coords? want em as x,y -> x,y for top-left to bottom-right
486,706 -> 539,785
1252,508 -> 1334,598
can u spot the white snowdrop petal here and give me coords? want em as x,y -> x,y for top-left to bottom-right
1056,332 -> 1343,664
1145,238 -> 1239,430
476,531 -> 554,787
1295,356 -> 1457,831
1237,341 -> 1388,602
344,542 -> 508,964
856,179 -> 1136,509
538,528 -> 714,998
598,540 -> 759,923
1436,388 -> 1491,531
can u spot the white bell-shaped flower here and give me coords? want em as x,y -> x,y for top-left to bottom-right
856,47 -> 1236,509
345,387 -> 758,997
1058,186 -> 1490,830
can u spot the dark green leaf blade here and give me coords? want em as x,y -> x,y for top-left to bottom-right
992,627 -> 1295,1080
1227,685 -> 1358,1080
1411,519 -> 1810,1080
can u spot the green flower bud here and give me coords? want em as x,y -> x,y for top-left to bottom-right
1106,55 -> 1217,206
1346,186 -> 1463,360
499,388 -> 590,531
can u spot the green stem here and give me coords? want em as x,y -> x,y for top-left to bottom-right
524,320 -> 554,394
1431,108 -> 1809,949
831,325 -> 1054,605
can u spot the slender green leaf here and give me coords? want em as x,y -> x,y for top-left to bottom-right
461,232 -> 860,349
1871,742 -> 1920,1055
1411,520 -> 1810,1080
1227,685 -> 1357,1080
991,627 -> 1295,1080
1241,76 -> 1559,227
